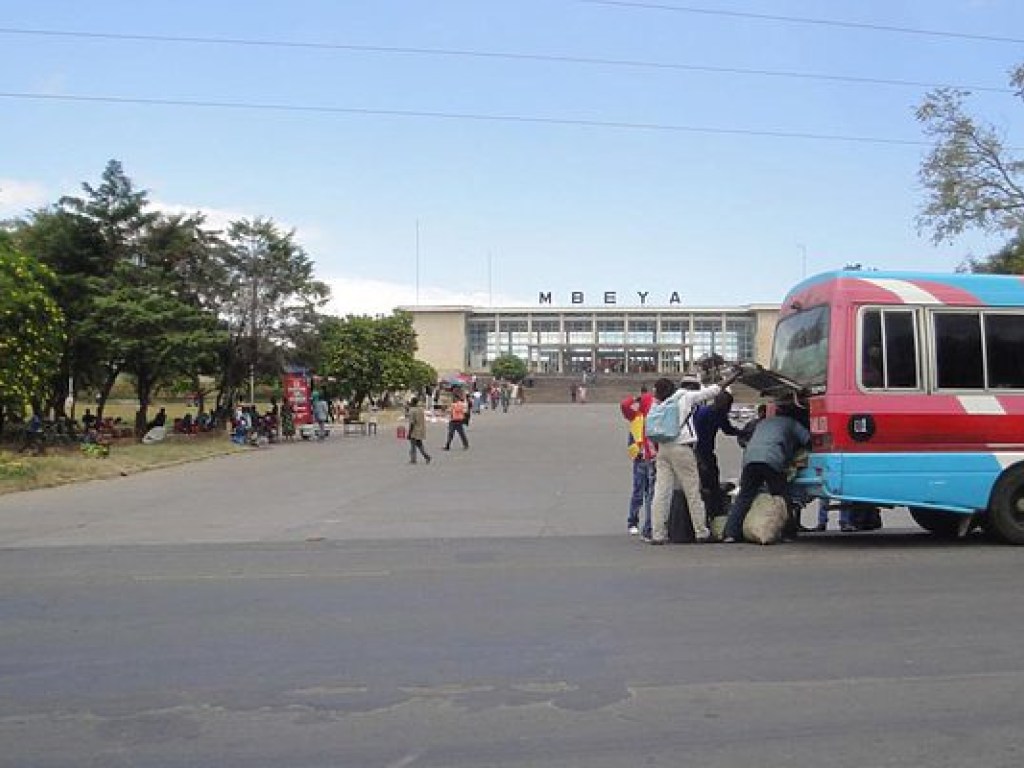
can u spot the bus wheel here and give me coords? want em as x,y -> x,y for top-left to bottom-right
908,508 -> 963,538
988,467 -> 1024,545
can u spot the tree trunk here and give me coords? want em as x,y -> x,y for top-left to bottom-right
95,366 -> 120,422
135,373 -> 155,437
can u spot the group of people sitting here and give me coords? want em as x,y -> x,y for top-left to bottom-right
230,403 -> 280,446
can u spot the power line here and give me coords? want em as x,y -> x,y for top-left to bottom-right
0,26 -> 1011,94
582,0 -> 1024,45
0,90 -> 932,146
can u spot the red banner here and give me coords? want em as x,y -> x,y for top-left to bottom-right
283,372 -> 312,426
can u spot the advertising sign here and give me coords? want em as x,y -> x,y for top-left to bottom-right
283,371 -> 312,426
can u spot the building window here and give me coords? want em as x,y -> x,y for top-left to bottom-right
533,319 -> 560,345
565,319 -> 593,345
660,320 -> 684,345
467,319 -> 492,368
627,319 -> 655,344
597,320 -> 624,345
495,320 -> 529,360
688,319 -> 722,360
725,318 -> 754,361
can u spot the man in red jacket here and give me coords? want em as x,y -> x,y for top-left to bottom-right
621,386 -> 656,537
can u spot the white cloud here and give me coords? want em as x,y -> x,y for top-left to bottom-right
0,179 -> 48,215
150,199 -> 253,232
148,201 -> 533,315
323,275 -> 530,317
150,199 -> 324,249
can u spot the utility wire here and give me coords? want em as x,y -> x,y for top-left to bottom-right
0,90 -> 932,146
582,0 -> 1024,45
0,26 -> 1011,94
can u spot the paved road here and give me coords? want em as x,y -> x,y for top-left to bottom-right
1,404 -> 1021,767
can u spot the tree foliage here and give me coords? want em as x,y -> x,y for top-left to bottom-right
491,354 -> 528,382
916,65 -> 1024,246
11,206 -> 109,412
8,160 -> 332,426
0,235 -> 65,415
321,311 -> 434,406
217,218 -> 330,405
960,232 -> 1024,275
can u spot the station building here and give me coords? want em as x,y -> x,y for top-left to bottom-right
401,300 -> 781,376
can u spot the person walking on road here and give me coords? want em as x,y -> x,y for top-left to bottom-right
406,396 -> 432,464
443,392 -> 470,450
312,393 -> 330,440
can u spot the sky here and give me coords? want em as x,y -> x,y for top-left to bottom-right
2,0 -> 1024,316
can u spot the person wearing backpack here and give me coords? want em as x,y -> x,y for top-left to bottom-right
443,392 -> 470,450
647,369 -> 742,544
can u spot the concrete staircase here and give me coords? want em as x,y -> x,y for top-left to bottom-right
522,375 -> 653,404
520,374 -> 761,405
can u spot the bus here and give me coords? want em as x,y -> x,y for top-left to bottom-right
759,269 -> 1024,544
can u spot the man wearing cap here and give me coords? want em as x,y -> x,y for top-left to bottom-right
648,369 -> 742,544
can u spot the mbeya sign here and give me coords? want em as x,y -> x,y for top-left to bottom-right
538,291 -> 683,306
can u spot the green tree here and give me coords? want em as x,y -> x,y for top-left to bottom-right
0,234 -> 65,431
960,231 -> 1024,275
406,359 -> 439,394
81,278 -> 226,434
491,354 -> 528,382
48,160 -> 161,418
916,65 -> 1024,247
322,311 -> 431,407
218,218 -> 329,407
59,159 -> 157,262
12,206 -> 110,416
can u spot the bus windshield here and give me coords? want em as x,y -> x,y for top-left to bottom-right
770,305 -> 829,391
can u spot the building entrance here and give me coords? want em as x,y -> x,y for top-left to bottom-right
565,350 -> 594,373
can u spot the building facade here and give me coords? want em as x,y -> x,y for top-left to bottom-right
402,303 -> 780,375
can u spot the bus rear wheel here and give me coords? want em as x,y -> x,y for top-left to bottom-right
988,466 -> 1024,545
908,508 -> 963,538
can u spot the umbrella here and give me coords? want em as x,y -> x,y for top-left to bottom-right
441,373 -> 471,387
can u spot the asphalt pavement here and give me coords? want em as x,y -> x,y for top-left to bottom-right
0,403 -> 1021,768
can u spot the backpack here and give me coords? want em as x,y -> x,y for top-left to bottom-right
646,399 -> 682,443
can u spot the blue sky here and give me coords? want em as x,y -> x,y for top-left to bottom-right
2,0 -> 1023,315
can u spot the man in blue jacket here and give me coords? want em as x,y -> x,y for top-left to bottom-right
693,389 -> 740,520
722,401 -> 811,543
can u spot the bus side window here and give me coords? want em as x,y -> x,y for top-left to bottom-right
884,311 -> 918,388
861,309 -> 919,389
985,313 -> 1024,389
934,312 -> 984,389
861,310 -> 884,388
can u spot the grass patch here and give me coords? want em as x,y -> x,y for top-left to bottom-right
0,436 -> 244,496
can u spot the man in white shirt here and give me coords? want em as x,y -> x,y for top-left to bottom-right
648,370 -> 741,544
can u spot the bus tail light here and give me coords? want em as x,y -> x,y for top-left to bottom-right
810,415 -> 833,451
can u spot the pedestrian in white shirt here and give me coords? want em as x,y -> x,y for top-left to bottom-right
647,370 -> 741,544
